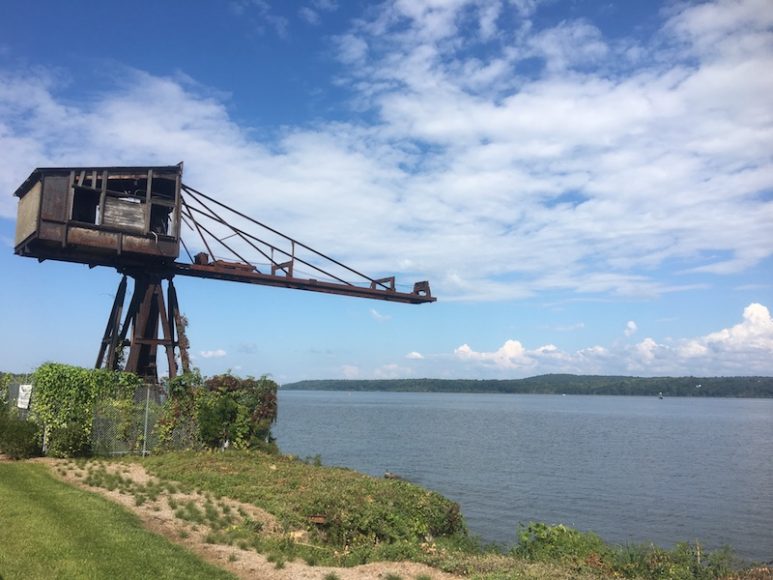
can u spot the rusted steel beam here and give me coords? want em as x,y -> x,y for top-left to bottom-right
96,274 -> 128,369
115,274 -> 183,383
168,279 -> 190,374
172,262 -> 434,304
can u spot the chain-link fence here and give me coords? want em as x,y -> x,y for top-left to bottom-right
5,382 -> 167,457
91,386 -> 163,456
4,383 -> 31,422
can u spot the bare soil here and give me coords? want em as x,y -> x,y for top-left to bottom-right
38,457 -> 461,580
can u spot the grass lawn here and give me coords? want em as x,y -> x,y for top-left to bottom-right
0,462 -> 234,580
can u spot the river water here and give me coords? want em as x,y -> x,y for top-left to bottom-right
273,391 -> 773,562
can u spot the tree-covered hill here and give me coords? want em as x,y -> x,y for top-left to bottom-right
281,375 -> 773,398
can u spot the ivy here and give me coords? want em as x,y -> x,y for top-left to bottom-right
155,371 -> 203,450
156,371 -> 277,451
31,363 -> 142,457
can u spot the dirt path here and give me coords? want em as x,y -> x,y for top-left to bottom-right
38,458 -> 461,580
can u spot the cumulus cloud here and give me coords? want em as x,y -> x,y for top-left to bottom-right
452,303 -> 773,377
680,302 -> 773,356
453,338 -> 612,375
626,304 -> 773,374
455,339 -> 534,369
200,349 -> 227,358
405,351 -> 424,359
624,321 -> 638,337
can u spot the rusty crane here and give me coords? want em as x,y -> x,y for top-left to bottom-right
12,163 -> 434,383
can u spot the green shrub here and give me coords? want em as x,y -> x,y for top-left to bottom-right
0,413 -> 42,459
198,374 -> 278,449
46,422 -> 92,458
157,372 -> 278,451
513,522 -> 608,562
303,477 -> 465,549
32,363 -> 141,457
611,542 -> 735,579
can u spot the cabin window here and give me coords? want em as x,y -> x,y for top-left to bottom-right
67,170 -> 178,237
71,187 -> 100,224
150,204 -> 172,235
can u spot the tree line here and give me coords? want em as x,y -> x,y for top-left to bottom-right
282,374 -> 773,398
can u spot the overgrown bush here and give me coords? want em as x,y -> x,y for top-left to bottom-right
611,542 -> 735,579
156,372 -> 278,451
513,522 -> 609,562
155,371 -> 203,450
46,422 -> 93,458
32,363 -> 142,457
198,374 -> 277,449
0,410 -> 41,459
0,373 -> 41,459
513,522 -> 738,579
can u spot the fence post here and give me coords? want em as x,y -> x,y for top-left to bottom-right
142,383 -> 151,456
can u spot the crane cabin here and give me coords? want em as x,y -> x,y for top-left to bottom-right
13,164 -> 182,268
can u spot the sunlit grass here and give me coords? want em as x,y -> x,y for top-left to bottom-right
0,463 -> 234,580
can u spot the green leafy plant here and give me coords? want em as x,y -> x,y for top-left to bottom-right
46,423 -> 92,458
31,363 -> 142,457
156,371 -> 278,451
611,541 -> 735,579
513,522 -> 609,562
0,411 -> 42,459
197,373 -> 278,449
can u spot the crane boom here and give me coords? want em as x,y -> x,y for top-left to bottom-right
171,260 -> 433,304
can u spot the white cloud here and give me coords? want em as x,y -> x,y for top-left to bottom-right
528,20 -> 609,72
341,364 -> 360,379
552,323 -> 585,332
452,303 -> 773,377
684,302 -> 773,354
455,339 -> 534,369
200,349 -> 227,359
299,7 -> 320,24
624,321 -> 638,337
628,303 -> 773,373
374,363 -> 412,378
369,308 -> 391,322
229,0 -> 289,37
406,351 -> 424,359
625,304 -> 773,373
1,0 -> 771,302
300,0 -> 338,25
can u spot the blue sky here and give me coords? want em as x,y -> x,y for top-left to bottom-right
1,0 -> 771,383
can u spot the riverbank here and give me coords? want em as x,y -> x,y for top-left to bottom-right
7,450 -> 768,580
281,375 -> 773,398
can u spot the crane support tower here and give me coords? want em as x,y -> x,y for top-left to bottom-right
13,163 -> 434,383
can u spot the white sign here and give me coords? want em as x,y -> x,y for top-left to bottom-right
17,384 -> 33,409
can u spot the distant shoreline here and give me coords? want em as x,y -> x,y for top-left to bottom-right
281,374 -> 773,398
